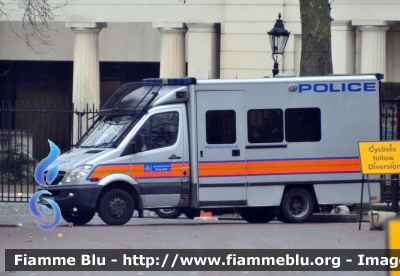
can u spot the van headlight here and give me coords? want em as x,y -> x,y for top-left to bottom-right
65,165 -> 93,183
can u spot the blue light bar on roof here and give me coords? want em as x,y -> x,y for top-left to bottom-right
142,78 -> 163,84
167,77 -> 197,85
142,77 -> 197,85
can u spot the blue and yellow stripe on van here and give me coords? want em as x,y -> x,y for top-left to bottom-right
198,157 -> 361,177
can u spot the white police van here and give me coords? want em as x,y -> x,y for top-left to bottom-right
40,74 -> 383,225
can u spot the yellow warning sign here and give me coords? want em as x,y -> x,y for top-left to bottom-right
358,141 -> 400,175
388,219 -> 400,249
388,219 -> 400,275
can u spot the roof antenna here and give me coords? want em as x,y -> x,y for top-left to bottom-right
236,70 -> 238,79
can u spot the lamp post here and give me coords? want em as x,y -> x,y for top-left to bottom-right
267,13 -> 290,77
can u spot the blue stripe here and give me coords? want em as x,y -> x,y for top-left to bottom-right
246,171 -> 360,176
199,174 -> 246,178
135,176 -> 183,180
198,160 -> 245,163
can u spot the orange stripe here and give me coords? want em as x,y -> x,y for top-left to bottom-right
89,163 -> 190,180
89,165 -> 131,179
247,158 -> 360,174
198,158 -> 360,176
89,158 -> 360,179
198,162 -> 246,176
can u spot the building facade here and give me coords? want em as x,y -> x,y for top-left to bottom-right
1,0 -> 399,108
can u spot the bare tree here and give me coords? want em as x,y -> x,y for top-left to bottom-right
299,0 -> 333,76
0,0 -> 70,52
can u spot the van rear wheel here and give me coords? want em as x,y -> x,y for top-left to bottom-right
276,213 -> 289,223
240,208 -> 275,223
155,208 -> 182,219
98,189 -> 134,225
280,188 -> 314,223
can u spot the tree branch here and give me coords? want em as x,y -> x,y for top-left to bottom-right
0,0 -> 71,53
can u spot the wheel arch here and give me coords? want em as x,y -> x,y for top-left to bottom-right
95,181 -> 142,212
281,184 -> 320,213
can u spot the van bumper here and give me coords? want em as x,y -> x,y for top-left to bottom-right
38,185 -> 102,212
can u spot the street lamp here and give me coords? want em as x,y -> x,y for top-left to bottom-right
267,13 -> 290,77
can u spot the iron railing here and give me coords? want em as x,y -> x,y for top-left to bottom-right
0,101 -> 97,202
382,106 -> 397,140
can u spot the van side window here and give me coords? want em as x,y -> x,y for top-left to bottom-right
247,109 -> 283,143
206,110 -> 236,144
285,108 -> 321,142
136,111 -> 179,151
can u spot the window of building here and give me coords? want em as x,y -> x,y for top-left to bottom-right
135,111 -> 179,151
247,109 -> 283,143
285,108 -> 321,142
206,110 -> 236,144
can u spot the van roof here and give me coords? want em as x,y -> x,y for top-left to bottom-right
196,74 -> 382,85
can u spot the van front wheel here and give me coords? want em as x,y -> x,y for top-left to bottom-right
98,189 -> 134,225
61,210 -> 95,225
280,188 -> 314,223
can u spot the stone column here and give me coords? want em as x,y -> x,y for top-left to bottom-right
154,23 -> 187,78
358,25 -> 389,76
331,21 -> 356,74
293,34 -> 302,77
66,22 -> 107,143
186,23 -> 220,80
386,25 -> 400,82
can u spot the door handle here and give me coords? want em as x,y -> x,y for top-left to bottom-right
169,154 -> 182,160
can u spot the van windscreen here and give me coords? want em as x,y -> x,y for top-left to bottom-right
78,82 -> 162,148
99,82 -> 162,116
79,115 -> 134,148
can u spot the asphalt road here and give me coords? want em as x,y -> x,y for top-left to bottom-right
0,202 -> 390,276
0,222 -> 388,275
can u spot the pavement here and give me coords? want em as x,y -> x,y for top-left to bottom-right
0,201 -> 399,227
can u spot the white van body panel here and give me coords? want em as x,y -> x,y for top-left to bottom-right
194,75 -> 381,207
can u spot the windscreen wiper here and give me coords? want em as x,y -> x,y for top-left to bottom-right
92,142 -> 115,148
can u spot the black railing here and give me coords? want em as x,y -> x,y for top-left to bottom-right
380,106 -> 399,208
0,101 -> 97,202
381,105 -> 397,140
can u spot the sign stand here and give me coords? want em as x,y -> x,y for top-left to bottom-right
358,175 -> 377,230
358,175 -> 364,230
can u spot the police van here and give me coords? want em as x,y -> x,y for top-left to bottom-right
40,74 -> 383,225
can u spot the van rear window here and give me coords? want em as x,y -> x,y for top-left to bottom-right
247,109 -> 284,143
206,110 -> 236,144
285,108 -> 321,142
246,108 -> 321,143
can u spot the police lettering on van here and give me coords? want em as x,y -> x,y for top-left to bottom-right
298,82 -> 376,93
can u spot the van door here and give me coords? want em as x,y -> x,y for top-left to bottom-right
130,106 -> 188,208
196,90 -> 247,207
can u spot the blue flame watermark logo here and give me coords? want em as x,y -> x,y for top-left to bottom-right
29,140 -> 62,230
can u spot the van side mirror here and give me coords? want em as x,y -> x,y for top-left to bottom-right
131,134 -> 144,154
